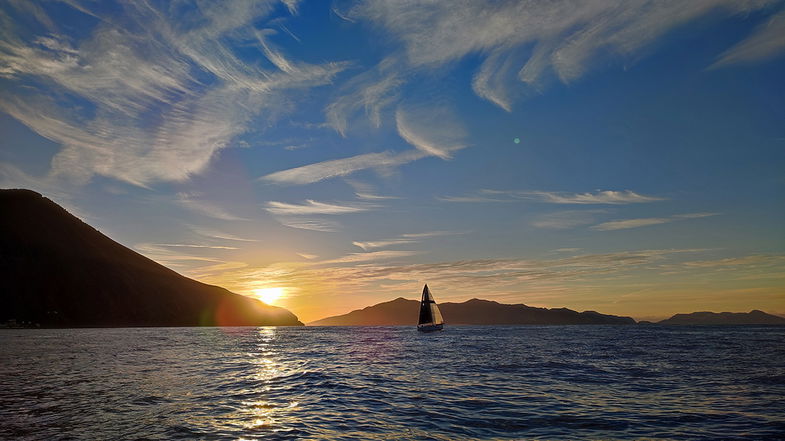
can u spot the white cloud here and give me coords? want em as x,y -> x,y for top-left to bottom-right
440,189 -> 662,204
264,102 -> 467,186
274,217 -> 341,232
437,195 -> 512,203
352,230 -> 463,250
395,105 -> 467,160
591,218 -> 671,231
0,1 -> 347,187
526,190 -> 664,204
326,62 -> 403,136
265,200 -> 375,216
400,231 -> 464,239
355,192 -> 401,200
176,192 -> 248,221
672,212 -> 720,219
261,150 -> 428,185
712,10 -> 785,68
532,210 -> 605,230
342,0 -> 778,110
592,212 -> 719,231
682,255 -> 785,268
265,199 -> 376,232
188,226 -> 258,242
281,0 -> 301,16
133,242 -> 225,269
343,177 -> 402,200
353,239 -> 417,251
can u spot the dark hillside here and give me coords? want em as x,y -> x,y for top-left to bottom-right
0,189 -> 302,327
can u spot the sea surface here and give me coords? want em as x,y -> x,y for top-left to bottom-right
1,326 -> 784,440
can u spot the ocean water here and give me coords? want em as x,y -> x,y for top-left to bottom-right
1,326 -> 784,440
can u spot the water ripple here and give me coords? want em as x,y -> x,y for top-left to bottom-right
1,326 -> 784,440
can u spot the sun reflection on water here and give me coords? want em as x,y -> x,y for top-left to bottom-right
237,327 -> 303,433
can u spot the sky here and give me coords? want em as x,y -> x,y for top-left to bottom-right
1,0 -> 784,323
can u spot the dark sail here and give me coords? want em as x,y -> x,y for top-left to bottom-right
418,285 -> 433,325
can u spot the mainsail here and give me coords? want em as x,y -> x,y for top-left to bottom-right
418,284 -> 444,328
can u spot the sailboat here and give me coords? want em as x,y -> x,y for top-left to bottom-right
417,284 -> 444,332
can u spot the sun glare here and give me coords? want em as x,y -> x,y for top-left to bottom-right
254,287 -> 284,305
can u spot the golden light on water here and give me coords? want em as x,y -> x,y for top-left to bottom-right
253,287 -> 285,305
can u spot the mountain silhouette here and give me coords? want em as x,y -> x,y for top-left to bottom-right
0,189 -> 302,327
308,297 -> 636,326
658,310 -> 785,325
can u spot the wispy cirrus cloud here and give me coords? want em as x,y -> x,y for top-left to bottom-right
133,242 -> 225,269
263,102 -> 467,185
353,230 -> 464,251
531,210 -> 605,230
437,195 -> 512,203
274,217 -> 341,232
151,243 -> 239,250
353,238 -> 416,251
525,190 -> 664,204
395,105 -> 467,160
176,192 -> 248,221
343,177 -> 402,200
440,189 -> 663,204
325,58 -> 403,136
264,199 -> 376,232
681,254 -> 785,269
338,0 -> 780,112
188,226 -> 258,242
355,192 -> 402,200
313,250 -> 422,265
261,150 -> 428,185
265,200 -> 375,216
0,1 -> 346,187
592,212 -> 719,231
591,218 -> 671,231
711,10 -> 785,68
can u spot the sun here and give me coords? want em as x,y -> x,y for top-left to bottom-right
253,287 -> 285,305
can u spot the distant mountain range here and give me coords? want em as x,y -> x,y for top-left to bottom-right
657,310 -> 785,325
308,297 -> 636,326
0,189 -> 302,327
309,298 -> 785,326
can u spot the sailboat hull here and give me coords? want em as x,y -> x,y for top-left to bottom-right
417,323 -> 444,333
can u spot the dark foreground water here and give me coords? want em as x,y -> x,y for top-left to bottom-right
1,326 -> 784,440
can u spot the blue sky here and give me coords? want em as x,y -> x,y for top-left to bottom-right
1,0 -> 784,322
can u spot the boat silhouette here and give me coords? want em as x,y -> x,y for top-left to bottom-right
417,284 -> 444,332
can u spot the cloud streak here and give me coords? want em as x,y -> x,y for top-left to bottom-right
712,10 -> 785,68
395,105 -> 467,160
176,193 -> 248,221
261,150 -> 428,185
525,190 -> 664,204
592,213 -> 719,231
265,200 -> 375,216
264,199 -> 377,232
531,210 -> 605,230
441,189 -> 663,205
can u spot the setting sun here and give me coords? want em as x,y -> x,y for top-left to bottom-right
253,287 -> 285,305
